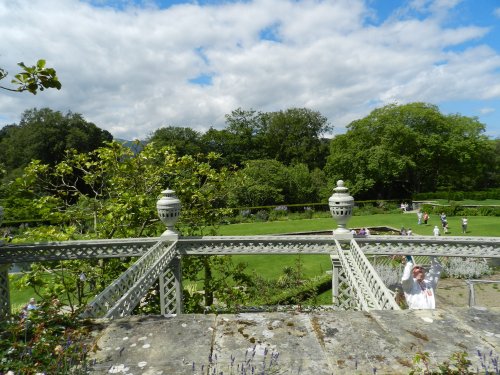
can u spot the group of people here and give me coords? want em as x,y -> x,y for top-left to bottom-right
400,227 -> 413,236
416,210 -> 429,225
351,227 -> 371,236
400,202 -> 411,212
416,210 -> 469,236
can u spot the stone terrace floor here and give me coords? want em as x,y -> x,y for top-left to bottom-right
87,306 -> 500,374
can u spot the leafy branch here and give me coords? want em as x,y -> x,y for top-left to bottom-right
0,59 -> 61,94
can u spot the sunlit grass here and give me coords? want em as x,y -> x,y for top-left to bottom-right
217,214 -> 500,237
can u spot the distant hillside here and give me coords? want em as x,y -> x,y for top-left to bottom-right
115,138 -> 147,154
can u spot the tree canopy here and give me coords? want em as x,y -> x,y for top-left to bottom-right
155,107 -> 333,170
0,108 -> 113,178
147,126 -> 204,157
325,102 -> 496,199
226,159 -> 328,207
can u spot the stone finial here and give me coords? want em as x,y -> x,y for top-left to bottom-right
156,189 -> 181,238
328,180 -> 354,235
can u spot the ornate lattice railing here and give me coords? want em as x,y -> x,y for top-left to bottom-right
334,239 -> 400,311
356,235 -> 500,257
176,236 -> 338,254
81,239 -> 177,319
1,236 -> 498,263
0,238 -> 157,263
1,235 -> 499,318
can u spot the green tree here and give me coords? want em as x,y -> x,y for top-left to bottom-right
201,108 -> 267,167
202,107 -> 332,170
286,163 -> 327,204
325,102 -> 495,199
227,159 -> 288,207
8,141 -> 249,312
226,159 -> 327,207
147,126 -> 204,157
0,108 -> 112,178
0,60 -> 61,94
222,108 -> 267,163
260,108 -> 332,169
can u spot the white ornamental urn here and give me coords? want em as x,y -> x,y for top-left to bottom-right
156,189 -> 181,237
328,180 -> 354,234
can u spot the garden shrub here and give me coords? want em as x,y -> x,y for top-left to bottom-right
373,264 -> 402,288
455,207 -> 477,217
420,204 -> 435,215
353,205 -> 377,216
414,188 -> 500,201
477,206 -> 500,216
268,205 -> 288,221
443,258 -> 492,279
448,191 -> 465,201
255,209 -> 269,222
0,300 -> 95,374
252,274 -> 332,307
302,207 -> 314,219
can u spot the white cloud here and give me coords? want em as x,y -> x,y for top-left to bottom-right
1,0 -> 500,139
479,107 -> 495,115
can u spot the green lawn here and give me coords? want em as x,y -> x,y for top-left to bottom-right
218,213 -> 499,299
232,254 -> 331,280
217,213 -> 500,237
9,274 -> 34,312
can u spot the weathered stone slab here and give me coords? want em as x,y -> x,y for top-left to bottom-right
87,308 -> 500,374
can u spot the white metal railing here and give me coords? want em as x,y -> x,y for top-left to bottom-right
103,241 -> 178,318
1,235 -> 499,317
80,239 -> 176,318
465,279 -> 500,308
335,239 -> 400,311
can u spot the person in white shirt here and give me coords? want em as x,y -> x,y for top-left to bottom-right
433,225 -> 440,236
461,217 -> 468,233
401,256 -> 442,309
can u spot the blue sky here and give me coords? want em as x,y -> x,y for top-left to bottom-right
1,0 -> 500,139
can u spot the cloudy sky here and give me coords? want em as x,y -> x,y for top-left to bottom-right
1,0 -> 500,140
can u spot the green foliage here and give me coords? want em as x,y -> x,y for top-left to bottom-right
5,141 -> 242,314
255,209 -> 270,222
0,300 -> 95,374
259,108 -> 332,169
226,159 -> 328,208
0,60 -> 61,94
420,203 -> 500,218
181,256 -> 255,313
147,126 -> 204,156
6,141 -> 231,239
409,350 -> 476,374
0,108 -> 112,181
325,102 -> 496,199
201,107 -> 332,170
252,273 -> 332,307
414,188 -> 500,201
